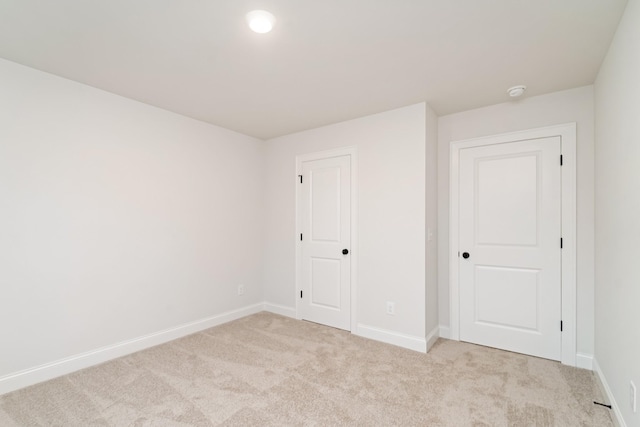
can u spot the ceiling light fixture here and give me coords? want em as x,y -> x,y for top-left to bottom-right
246,10 -> 275,34
507,85 -> 527,98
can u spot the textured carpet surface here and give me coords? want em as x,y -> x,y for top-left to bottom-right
0,312 -> 613,426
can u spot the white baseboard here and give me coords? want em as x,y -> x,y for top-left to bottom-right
355,323 -> 426,353
263,302 -> 296,318
439,325 -> 451,339
576,352 -> 594,370
426,325 -> 439,352
0,303 -> 264,396
593,358 -> 627,427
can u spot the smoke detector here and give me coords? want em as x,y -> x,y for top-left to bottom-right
507,85 -> 527,98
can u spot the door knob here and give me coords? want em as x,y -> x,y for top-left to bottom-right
462,252 -> 470,259
342,249 -> 349,255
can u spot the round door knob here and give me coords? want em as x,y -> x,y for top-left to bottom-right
462,252 -> 470,259
342,249 -> 349,255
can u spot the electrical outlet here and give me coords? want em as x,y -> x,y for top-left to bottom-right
631,381 -> 637,413
237,284 -> 245,296
386,301 -> 395,315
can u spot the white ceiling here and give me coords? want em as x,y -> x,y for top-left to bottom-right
0,0 -> 628,139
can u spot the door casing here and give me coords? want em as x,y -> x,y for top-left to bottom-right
296,146 -> 358,332
449,123 -> 577,366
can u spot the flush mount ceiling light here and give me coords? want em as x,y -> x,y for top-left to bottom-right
246,10 -> 275,33
507,85 -> 527,98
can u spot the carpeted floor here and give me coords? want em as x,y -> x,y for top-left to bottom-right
0,312 -> 613,426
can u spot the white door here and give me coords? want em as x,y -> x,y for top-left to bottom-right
458,136 -> 562,360
299,154 -> 351,330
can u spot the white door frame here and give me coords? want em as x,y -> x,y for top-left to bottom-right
449,123 -> 577,366
295,146 -> 359,332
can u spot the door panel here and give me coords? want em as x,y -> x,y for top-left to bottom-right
475,266 -> 539,330
310,257 -> 341,309
310,166 -> 341,242
476,154 -> 539,246
459,136 -> 561,360
300,154 -> 351,330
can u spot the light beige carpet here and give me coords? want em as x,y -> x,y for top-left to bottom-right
0,312 -> 613,426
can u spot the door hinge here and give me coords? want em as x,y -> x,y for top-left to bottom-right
560,320 -> 563,332
560,154 -> 563,166
300,233 -> 303,241
298,175 -> 303,183
560,237 -> 563,249
300,290 -> 303,298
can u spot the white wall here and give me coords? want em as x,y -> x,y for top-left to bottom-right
594,0 -> 640,425
437,86 -> 596,359
425,107 -> 439,342
263,103 -> 430,345
0,59 -> 264,386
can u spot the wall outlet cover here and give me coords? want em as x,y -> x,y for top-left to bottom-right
386,301 -> 395,315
